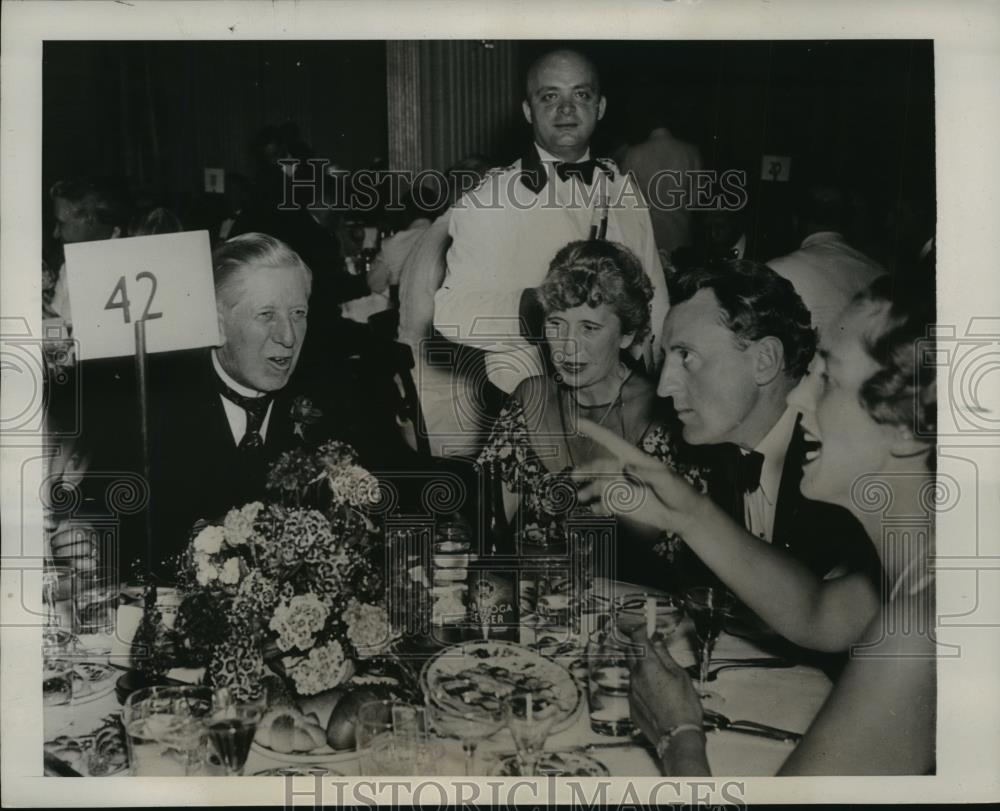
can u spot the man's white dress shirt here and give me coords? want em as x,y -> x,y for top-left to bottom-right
211,350 -> 274,445
742,406 -> 798,543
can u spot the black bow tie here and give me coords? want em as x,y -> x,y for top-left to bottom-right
555,159 -> 598,185
215,376 -> 274,451
735,449 -> 765,495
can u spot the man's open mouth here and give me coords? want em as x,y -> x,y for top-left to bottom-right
268,356 -> 292,370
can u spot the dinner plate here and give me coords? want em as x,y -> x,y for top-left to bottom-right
253,765 -> 346,776
420,639 -> 582,734
489,751 -> 610,777
50,661 -> 119,705
250,741 -> 360,765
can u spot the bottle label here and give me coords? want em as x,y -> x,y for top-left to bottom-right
467,570 -> 519,641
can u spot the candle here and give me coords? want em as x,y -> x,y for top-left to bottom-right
526,692 -> 533,723
645,595 -> 656,639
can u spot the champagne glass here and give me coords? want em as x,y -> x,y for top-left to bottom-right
123,685 -> 213,776
206,689 -> 265,776
503,692 -> 560,777
683,586 -> 734,706
612,593 -> 685,640
425,691 -> 504,776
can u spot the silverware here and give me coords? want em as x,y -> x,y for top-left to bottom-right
702,709 -> 802,743
685,657 -> 794,682
582,738 -> 655,753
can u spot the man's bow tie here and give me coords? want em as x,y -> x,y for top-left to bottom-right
555,158 -> 598,185
215,376 -> 274,450
735,449 -> 765,495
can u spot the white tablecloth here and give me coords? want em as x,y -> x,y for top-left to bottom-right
44,579 -> 832,777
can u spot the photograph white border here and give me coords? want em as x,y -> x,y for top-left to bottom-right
3,0 -> 999,805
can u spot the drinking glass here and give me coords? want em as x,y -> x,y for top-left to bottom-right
431,522 -> 472,635
683,586 -> 734,706
73,567 -> 119,637
123,685 -> 213,776
42,628 -> 77,710
42,565 -> 75,632
357,700 -> 441,776
612,593 -> 685,640
503,693 -> 560,777
425,691 -> 504,775
585,628 -> 635,736
205,689 -> 265,776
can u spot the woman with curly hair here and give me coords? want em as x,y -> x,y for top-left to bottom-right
580,272 -> 936,774
477,239 -> 672,581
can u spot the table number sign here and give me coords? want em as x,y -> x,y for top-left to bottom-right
64,230 -> 219,361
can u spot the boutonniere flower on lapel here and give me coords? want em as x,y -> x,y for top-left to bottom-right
290,396 -> 323,439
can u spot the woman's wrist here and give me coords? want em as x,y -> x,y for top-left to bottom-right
657,726 -> 710,776
675,488 -> 715,538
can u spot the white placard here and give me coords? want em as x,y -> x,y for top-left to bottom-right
65,230 -> 220,360
761,154 -> 792,182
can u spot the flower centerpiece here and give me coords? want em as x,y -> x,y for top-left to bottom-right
135,440 -> 420,703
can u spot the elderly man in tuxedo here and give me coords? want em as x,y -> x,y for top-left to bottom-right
655,261 -> 880,595
433,47 -> 668,401
49,233 -> 326,580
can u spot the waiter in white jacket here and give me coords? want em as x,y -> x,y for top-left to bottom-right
434,48 -> 669,396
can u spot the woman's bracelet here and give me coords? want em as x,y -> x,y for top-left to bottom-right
654,723 -> 707,762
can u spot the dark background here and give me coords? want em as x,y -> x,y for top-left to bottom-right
43,39 -> 934,268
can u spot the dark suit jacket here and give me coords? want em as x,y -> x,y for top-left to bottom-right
673,416 -> 881,590
72,350 -> 328,580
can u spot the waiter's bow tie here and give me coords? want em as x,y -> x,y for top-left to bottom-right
555,158 -> 598,184
735,449 -> 765,494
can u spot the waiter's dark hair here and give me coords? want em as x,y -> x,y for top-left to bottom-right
212,233 -> 312,308
668,260 -> 817,379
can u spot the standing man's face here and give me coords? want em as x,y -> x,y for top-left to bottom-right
522,52 -> 606,163
51,197 -> 117,244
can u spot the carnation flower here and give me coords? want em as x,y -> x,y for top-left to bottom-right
223,503 -> 261,546
194,552 -> 219,586
219,556 -> 242,585
193,525 -> 225,555
344,599 -> 394,657
269,592 -> 329,652
329,465 -> 381,508
283,640 -> 350,695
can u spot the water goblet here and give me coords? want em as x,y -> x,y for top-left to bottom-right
425,691 -> 504,776
611,592 -> 685,641
683,586 -> 734,706
206,689 -> 265,776
123,685 -> 213,776
503,692 -> 560,777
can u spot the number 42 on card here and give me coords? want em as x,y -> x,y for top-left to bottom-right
65,231 -> 220,361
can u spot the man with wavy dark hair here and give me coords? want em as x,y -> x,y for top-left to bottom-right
658,259 -> 877,582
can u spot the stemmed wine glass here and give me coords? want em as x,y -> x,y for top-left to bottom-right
503,692 -> 559,777
425,691 -> 504,776
683,586 -> 734,706
206,688 -> 265,776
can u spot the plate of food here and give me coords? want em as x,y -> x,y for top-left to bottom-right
45,660 -> 118,705
489,750 -> 610,777
251,706 -> 360,764
420,640 -> 581,734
